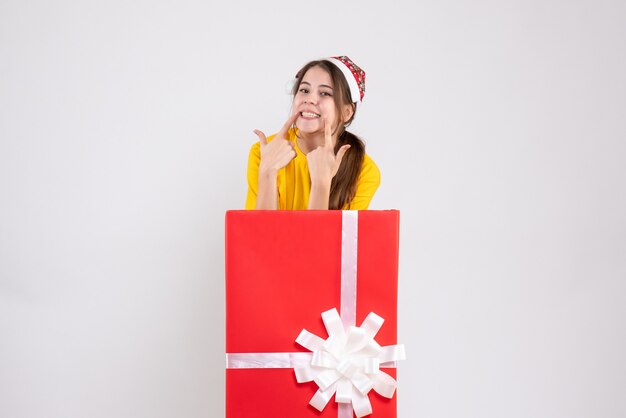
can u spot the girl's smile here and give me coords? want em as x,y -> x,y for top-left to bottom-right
300,111 -> 321,119
293,66 -> 337,134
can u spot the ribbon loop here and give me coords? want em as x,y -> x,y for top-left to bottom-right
351,388 -> 373,418
350,372 -> 374,395
311,350 -> 337,369
296,329 -> 325,351
294,365 -> 316,383
336,379 -> 352,403
315,369 -> 342,391
360,312 -> 384,338
310,384 -> 336,412
379,344 -> 406,363
322,308 -> 346,339
361,357 -> 380,374
372,370 -> 398,398
344,326 -> 368,354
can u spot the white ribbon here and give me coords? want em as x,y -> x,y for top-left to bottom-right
226,211 -> 406,417
226,352 -> 312,369
294,308 -> 406,418
341,210 -> 359,328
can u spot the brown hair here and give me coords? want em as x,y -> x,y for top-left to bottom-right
292,60 -> 366,210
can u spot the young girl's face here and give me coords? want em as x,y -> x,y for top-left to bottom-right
293,66 -> 340,136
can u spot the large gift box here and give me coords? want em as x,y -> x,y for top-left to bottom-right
225,210 -> 404,418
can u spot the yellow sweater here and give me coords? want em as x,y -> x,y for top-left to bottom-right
245,128 -> 380,210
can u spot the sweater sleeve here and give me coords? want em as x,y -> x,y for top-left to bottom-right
347,154 -> 381,210
244,142 -> 261,210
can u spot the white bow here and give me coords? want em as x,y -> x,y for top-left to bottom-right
294,308 -> 406,418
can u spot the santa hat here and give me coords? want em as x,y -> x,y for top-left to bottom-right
288,56 -> 367,103
326,56 -> 366,103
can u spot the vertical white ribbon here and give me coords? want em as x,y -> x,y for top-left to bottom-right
340,210 -> 359,418
340,210 -> 359,329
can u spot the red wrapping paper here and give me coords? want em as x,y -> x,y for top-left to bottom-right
225,210 -> 400,417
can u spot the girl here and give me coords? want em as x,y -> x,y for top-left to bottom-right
245,56 -> 380,210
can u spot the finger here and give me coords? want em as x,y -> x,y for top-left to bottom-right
277,111 -> 300,137
254,129 -> 267,146
279,148 -> 297,167
335,144 -> 351,166
324,116 -> 333,149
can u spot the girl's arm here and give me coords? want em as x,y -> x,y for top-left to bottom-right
307,177 -> 332,210
255,166 -> 279,209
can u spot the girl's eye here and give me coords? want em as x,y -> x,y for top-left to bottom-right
299,88 -> 309,93
320,92 -> 332,97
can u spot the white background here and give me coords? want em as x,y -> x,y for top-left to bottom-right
1,0 -> 625,417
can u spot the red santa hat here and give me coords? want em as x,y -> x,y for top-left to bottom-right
287,56 -> 366,103
326,56 -> 366,103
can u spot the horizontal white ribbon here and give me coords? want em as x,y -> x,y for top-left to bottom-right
226,352 -> 399,370
226,352 -> 312,369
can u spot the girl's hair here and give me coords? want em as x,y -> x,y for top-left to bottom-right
292,60 -> 366,210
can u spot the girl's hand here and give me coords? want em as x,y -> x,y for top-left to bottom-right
255,112 -> 300,175
306,117 -> 351,186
